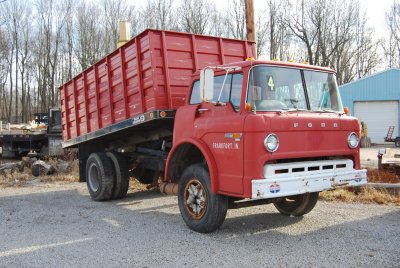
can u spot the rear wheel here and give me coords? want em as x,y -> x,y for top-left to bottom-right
178,163 -> 228,233
395,138 -> 400,147
274,192 -> 319,216
86,152 -> 114,201
106,152 -> 129,199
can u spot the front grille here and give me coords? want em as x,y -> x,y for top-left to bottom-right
263,159 -> 354,178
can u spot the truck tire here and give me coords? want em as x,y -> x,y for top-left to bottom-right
106,152 -> 129,199
273,192 -> 319,216
178,163 -> 228,233
86,152 -> 115,201
395,138 -> 400,147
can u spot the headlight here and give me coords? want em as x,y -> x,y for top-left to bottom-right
264,133 -> 279,152
347,132 -> 359,148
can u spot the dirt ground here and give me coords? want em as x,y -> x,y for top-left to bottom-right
0,182 -> 399,267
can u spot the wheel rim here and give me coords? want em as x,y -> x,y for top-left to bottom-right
183,178 -> 207,220
88,163 -> 100,192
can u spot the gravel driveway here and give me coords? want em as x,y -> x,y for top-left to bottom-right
1,182 -> 399,267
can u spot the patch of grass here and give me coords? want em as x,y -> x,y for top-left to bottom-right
0,159 -> 80,188
0,168 -> 32,187
128,179 -> 150,192
320,187 -> 400,206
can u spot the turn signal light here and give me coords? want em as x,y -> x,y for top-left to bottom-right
233,133 -> 242,139
344,107 -> 349,114
245,102 -> 252,112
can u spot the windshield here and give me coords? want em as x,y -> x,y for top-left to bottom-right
247,66 -> 343,112
303,70 -> 343,111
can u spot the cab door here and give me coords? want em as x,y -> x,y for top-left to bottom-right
191,73 -> 245,195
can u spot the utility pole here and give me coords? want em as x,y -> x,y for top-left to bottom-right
244,0 -> 256,57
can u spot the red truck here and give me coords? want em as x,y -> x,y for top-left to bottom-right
60,29 -> 367,233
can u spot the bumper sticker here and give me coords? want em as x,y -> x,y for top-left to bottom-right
269,182 -> 280,193
355,173 -> 362,183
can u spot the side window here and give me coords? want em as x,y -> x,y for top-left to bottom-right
190,80 -> 201,104
189,72 -> 243,111
214,75 -> 232,103
230,73 -> 243,111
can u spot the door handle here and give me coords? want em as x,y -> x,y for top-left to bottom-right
197,108 -> 209,113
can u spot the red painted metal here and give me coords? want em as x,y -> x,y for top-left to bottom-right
72,78 -> 78,137
59,29 -> 255,142
83,72 -> 90,133
94,66 -> 101,130
119,48 -> 130,119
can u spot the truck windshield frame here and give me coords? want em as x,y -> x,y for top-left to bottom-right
246,65 -> 343,112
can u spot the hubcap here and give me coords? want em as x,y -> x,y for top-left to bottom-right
184,179 -> 207,220
88,163 -> 100,192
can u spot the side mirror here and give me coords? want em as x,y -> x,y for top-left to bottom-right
200,68 -> 214,102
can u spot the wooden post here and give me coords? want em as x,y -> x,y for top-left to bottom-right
245,0 -> 257,57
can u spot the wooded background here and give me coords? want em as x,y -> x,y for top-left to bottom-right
0,0 -> 399,123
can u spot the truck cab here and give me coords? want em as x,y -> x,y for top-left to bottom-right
166,60 -> 367,232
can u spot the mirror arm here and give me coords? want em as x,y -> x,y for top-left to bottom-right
217,69 -> 230,103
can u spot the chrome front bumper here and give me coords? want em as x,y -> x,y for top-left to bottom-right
251,159 -> 367,199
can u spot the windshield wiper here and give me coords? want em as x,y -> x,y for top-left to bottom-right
311,109 -> 338,113
279,108 -> 307,113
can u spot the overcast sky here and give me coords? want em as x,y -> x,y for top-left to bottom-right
352,0 -> 392,32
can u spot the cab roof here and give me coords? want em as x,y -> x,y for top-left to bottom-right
193,60 -> 336,76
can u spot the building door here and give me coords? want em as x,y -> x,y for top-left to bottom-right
354,101 -> 399,143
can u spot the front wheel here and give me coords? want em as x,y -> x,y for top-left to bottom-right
178,164 -> 228,233
273,192 -> 319,216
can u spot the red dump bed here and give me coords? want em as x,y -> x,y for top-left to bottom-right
60,29 -> 255,143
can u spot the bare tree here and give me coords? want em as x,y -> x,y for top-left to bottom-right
178,0 -> 216,34
140,0 -> 177,31
100,0 -> 136,54
384,0 -> 400,68
74,1 -> 103,70
266,0 -> 291,60
61,0 -> 74,81
284,0 -> 380,84
226,0 -> 246,40
34,0 -> 68,111
1,0 -> 32,122
209,10 -> 229,37
17,4 -> 33,122
0,28 -> 10,120
254,13 -> 268,58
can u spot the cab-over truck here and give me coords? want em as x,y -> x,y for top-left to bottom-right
60,29 -> 367,233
